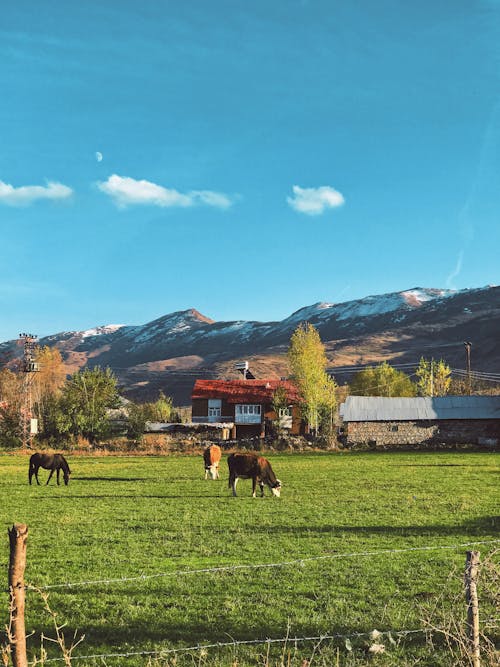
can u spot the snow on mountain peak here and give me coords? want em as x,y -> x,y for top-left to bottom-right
281,288 -> 458,327
334,288 -> 455,321
400,288 -> 452,307
81,324 -> 125,339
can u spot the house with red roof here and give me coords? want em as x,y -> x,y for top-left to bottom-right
191,379 -> 304,438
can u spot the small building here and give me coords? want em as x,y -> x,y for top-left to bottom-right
191,379 -> 303,439
340,395 -> 500,447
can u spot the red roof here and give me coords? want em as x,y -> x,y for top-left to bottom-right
192,379 -> 300,404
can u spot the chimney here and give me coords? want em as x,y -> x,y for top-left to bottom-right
235,361 -> 249,380
235,361 -> 256,380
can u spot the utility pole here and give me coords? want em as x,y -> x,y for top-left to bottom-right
464,341 -> 472,396
19,333 -> 39,449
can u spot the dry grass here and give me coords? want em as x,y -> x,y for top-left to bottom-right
420,550 -> 499,666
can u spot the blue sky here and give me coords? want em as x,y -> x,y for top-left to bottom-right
1,0 -> 499,342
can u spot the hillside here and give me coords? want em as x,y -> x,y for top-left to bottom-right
1,286 -> 499,404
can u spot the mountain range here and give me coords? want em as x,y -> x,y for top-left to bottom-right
1,286 -> 499,404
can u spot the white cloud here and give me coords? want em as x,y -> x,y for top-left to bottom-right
190,190 -> 232,210
97,174 -> 233,210
446,250 -> 464,289
0,180 -> 73,206
287,185 -> 345,216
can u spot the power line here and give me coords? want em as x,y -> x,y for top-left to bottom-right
343,372 -> 421,396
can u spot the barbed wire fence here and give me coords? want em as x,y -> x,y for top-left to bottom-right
25,539 -> 500,591
4,526 -> 499,666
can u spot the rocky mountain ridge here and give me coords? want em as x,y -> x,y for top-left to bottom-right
1,286 -> 499,404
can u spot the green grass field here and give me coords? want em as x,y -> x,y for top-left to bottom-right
0,450 -> 498,666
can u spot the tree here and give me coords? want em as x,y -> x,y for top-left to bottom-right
430,359 -> 452,396
34,346 -> 66,398
416,357 -> 451,397
0,368 -> 23,405
0,402 -> 23,448
147,391 -> 173,422
32,346 -> 67,435
126,402 -> 149,441
319,374 -> 338,435
61,366 -> 120,443
350,362 -> 416,397
0,369 -> 23,448
288,323 -> 337,435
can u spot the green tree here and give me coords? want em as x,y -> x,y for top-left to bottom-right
288,323 -> 337,435
0,402 -> 23,448
319,374 -> 338,436
126,402 -> 149,440
37,394 -> 72,444
147,391 -> 173,422
61,366 -> 120,443
416,357 -> 451,397
350,362 -> 416,397
0,369 -> 23,448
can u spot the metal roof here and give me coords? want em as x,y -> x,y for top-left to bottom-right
340,395 -> 500,422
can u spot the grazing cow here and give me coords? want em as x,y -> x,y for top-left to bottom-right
227,453 -> 281,497
203,444 -> 222,480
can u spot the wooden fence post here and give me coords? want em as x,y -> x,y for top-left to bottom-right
465,550 -> 480,667
8,524 -> 28,667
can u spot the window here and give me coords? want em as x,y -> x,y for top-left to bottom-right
390,424 -> 399,432
236,404 -> 261,415
208,399 -> 221,418
278,407 -> 292,418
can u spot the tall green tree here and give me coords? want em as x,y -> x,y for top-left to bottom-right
0,369 -> 23,448
350,362 -> 416,397
319,374 -> 338,435
416,357 -> 451,396
61,366 -> 119,443
0,402 -> 23,448
288,323 -> 337,434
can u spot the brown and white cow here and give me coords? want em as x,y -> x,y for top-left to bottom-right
203,444 -> 222,480
227,453 -> 281,497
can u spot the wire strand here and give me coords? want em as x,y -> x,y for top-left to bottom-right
42,627 -> 426,662
30,539 -> 500,591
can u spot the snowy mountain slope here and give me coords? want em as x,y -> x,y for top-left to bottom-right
1,285 -> 498,403
280,288 -> 454,327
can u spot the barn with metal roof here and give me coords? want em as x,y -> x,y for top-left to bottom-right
340,396 -> 500,447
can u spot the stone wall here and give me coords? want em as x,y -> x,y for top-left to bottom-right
345,419 -> 500,447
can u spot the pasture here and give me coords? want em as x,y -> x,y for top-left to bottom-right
0,450 -> 498,666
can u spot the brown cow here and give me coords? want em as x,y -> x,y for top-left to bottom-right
227,452 -> 281,497
203,444 -> 222,480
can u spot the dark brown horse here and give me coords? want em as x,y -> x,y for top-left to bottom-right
29,453 -> 71,486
